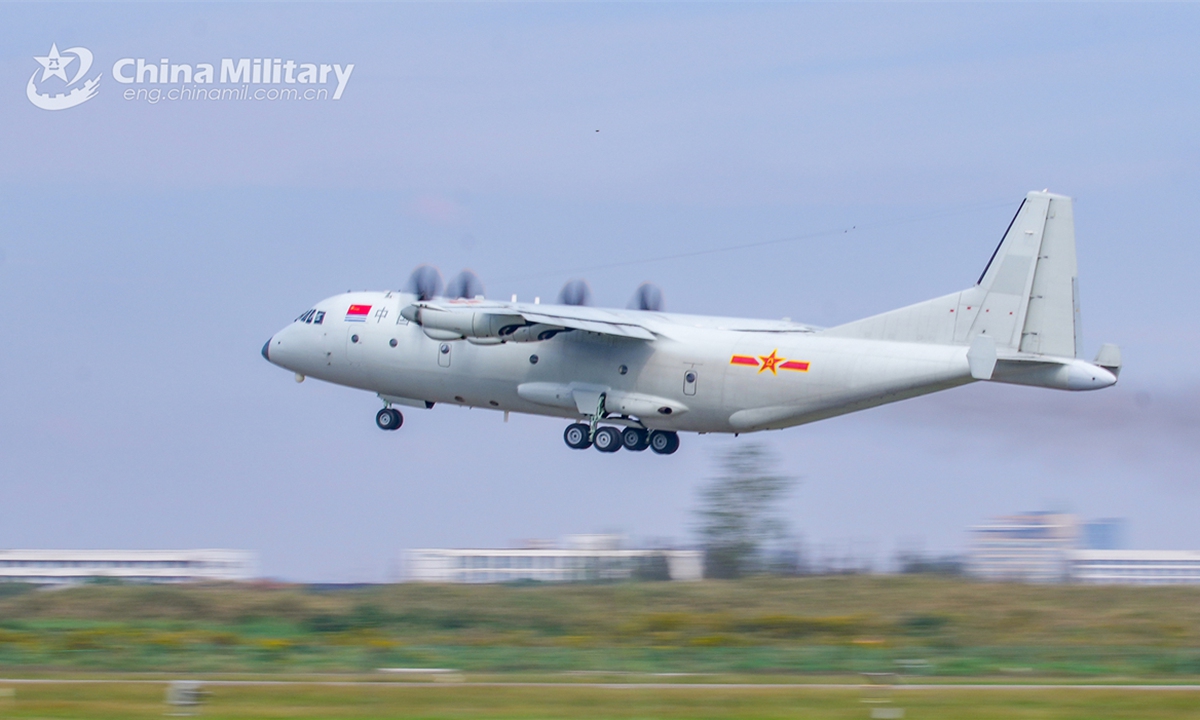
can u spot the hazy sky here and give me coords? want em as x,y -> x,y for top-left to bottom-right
1,3 -> 1197,581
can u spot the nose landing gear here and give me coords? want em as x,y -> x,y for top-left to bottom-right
375,408 -> 403,431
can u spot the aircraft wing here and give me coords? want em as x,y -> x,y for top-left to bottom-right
513,307 -> 656,340
405,299 -> 658,341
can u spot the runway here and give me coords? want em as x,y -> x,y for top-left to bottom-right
1,678 -> 1198,691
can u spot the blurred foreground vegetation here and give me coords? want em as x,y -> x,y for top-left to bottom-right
0,576 -> 1198,676
5,682 -> 1200,720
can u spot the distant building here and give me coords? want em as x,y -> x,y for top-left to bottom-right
1081,518 -> 1126,551
1068,550 -> 1200,585
968,512 -> 1079,582
405,535 -> 703,583
0,549 -> 257,585
969,513 -> 1200,586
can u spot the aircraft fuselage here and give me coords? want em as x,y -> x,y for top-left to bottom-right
265,291 -> 976,436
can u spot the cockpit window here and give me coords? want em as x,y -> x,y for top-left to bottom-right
295,309 -> 325,325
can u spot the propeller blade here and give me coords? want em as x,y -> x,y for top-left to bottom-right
446,269 -> 485,300
629,282 -> 664,312
557,279 -> 592,306
405,265 -> 443,301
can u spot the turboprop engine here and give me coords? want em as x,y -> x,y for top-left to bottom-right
400,305 -> 566,344
398,266 -> 656,344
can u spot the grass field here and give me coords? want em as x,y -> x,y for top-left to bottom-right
1,576 -> 1199,677
1,679 -> 1199,719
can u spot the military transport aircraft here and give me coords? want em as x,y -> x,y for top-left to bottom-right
263,191 -> 1120,455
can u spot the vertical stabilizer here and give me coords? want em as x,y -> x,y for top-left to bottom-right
823,190 -> 1082,359
1019,195 -> 1079,357
956,191 -> 1078,355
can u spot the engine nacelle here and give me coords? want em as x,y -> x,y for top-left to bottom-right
403,305 -> 562,343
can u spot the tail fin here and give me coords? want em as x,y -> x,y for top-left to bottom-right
823,190 -> 1081,358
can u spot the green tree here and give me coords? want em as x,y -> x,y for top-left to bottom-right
694,443 -> 795,579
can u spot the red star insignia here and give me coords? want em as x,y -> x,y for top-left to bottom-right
758,349 -> 784,375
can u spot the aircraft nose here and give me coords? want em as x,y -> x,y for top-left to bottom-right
262,337 -> 272,362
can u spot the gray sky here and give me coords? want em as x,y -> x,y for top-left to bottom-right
1,3 -> 1197,581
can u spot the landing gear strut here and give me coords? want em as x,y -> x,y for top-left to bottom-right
562,391 -> 680,454
376,408 -> 403,431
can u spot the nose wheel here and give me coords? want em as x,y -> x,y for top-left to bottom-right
376,408 -> 403,431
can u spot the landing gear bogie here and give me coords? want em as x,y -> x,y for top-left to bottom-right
375,408 -> 403,431
564,423 -> 679,454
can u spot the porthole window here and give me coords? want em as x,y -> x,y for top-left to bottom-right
685,371 -> 697,383
389,338 -> 398,348
619,365 -> 628,375
440,343 -> 450,354
351,334 -> 359,343
529,354 -> 539,364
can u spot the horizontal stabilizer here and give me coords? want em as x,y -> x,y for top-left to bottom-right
990,352 -> 1116,391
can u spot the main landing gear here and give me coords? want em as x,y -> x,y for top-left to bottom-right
376,408 -> 403,430
563,423 -> 678,455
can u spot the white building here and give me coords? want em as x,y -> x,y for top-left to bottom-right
405,535 -> 703,583
1068,550 -> 1200,586
968,513 -> 1079,582
0,549 -> 257,585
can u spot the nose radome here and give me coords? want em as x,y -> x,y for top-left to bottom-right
261,337 -> 272,362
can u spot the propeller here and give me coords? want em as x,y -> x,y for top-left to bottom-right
629,282 -> 664,312
557,279 -> 592,306
446,269 -> 485,300
405,265 -> 443,301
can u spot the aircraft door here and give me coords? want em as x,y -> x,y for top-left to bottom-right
683,369 -> 698,396
437,342 -> 452,368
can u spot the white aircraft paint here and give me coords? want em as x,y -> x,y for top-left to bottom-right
263,191 -> 1119,453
